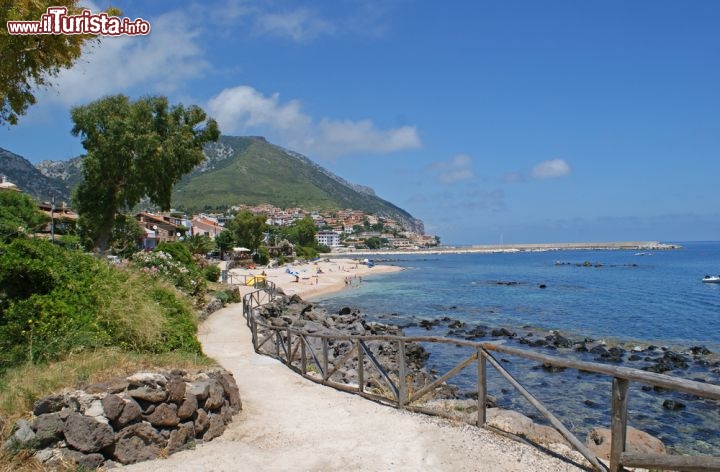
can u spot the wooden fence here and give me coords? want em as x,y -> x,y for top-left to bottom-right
242,286 -> 720,472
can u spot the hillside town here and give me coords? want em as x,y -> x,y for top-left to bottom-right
0,175 -> 439,252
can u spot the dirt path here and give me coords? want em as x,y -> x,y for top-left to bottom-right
123,300 -> 586,472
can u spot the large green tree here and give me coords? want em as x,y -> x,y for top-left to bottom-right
71,95 -> 219,251
0,1 -> 119,125
226,211 -> 266,252
0,191 -> 48,242
285,216 -> 317,247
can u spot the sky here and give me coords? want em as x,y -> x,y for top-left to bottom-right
2,0 -> 720,245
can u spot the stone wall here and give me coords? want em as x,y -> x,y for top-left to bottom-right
3,368 -> 241,469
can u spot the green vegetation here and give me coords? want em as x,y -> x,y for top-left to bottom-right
0,192 -> 48,242
71,94 -> 219,251
225,210 -> 267,251
172,136 -> 420,232
0,1 -> 119,125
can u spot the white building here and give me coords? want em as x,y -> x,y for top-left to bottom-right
315,231 -> 341,247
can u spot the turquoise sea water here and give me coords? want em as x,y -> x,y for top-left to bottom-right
316,242 -> 720,454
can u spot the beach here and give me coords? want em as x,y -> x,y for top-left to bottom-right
227,257 -> 403,300
122,259 -> 595,472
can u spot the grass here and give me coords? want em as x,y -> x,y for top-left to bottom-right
0,348 -> 215,471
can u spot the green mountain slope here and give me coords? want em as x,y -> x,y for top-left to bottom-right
173,136 -> 424,233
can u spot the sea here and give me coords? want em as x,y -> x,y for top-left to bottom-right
315,241 -> 720,455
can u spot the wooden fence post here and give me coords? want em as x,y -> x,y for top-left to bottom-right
609,377 -> 629,472
300,335 -> 307,374
286,328 -> 292,366
357,339 -> 364,393
477,348 -> 487,427
398,340 -> 407,408
322,338 -> 329,381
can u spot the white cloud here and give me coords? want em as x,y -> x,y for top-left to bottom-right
207,85 -> 421,158
39,10 -> 209,106
531,159 -> 571,179
430,154 -> 475,184
254,8 -> 336,41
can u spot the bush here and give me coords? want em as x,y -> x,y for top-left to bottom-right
203,264 -> 221,282
0,239 -> 202,371
132,249 -> 206,297
155,241 -> 193,266
295,245 -> 318,260
253,245 -> 269,265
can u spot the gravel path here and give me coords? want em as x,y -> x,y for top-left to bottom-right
122,300 -> 589,472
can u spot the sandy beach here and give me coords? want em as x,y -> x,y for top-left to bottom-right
227,257 -> 403,300
122,260 -> 590,472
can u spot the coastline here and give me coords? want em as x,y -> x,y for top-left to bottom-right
331,240 -> 680,257
228,257 -> 403,300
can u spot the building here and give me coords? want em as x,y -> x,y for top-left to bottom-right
315,231 -> 341,247
0,175 -> 20,193
190,215 -> 224,239
135,212 -> 185,250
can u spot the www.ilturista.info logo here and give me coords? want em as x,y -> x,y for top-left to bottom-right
6,7 -> 150,36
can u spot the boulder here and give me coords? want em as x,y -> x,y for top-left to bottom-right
194,408 -> 209,435
178,393 -> 198,420
63,412 -> 114,453
128,386 -> 168,403
101,394 -> 125,422
33,394 -> 67,416
4,419 -> 36,450
166,376 -> 186,404
187,381 -> 210,401
202,413 -> 226,441
203,380 -> 225,411
112,423 -> 166,465
33,413 -> 65,448
144,403 -> 180,428
57,448 -> 105,470
217,372 -> 242,413
168,422 -> 195,454
585,426 -> 666,460
114,398 -> 142,428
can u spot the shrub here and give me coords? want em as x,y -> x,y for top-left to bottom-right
203,264 -> 221,282
253,245 -> 269,265
155,241 -> 193,266
131,250 -> 206,297
0,238 -> 202,371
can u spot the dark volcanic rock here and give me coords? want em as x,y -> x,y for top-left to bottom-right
33,413 -> 64,448
33,394 -> 67,416
112,423 -> 166,464
63,412 -> 114,453
101,394 -> 125,422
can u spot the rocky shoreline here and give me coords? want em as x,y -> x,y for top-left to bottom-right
253,290 -> 720,457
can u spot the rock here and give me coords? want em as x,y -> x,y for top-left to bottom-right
586,426 -> 666,460
128,386 -> 168,403
102,394 -> 126,422
85,399 -> 105,418
662,399 -> 686,411
203,380 -> 225,411
33,394 -> 67,416
58,448 -> 105,470
114,398 -> 142,428
178,393 -> 198,420
168,422 -> 195,454
166,376 -> 186,404
112,423 -> 166,464
339,306 -> 352,315
202,413 -> 226,441
144,403 -> 180,428
689,346 -> 711,356
217,372 -> 242,413
194,408 -> 210,435
127,372 -> 168,387
63,412 -> 114,453
546,333 -> 572,348
490,328 -> 515,338
33,413 -> 64,448
4,419 -> 36,450
486,408 -> 534,434
187,380 -> 210,400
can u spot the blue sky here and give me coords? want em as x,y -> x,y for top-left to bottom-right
2,0 -> 720,245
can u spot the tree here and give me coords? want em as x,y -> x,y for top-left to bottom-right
0,1 -> 119,125
286,216 -> 317,247
214,230 -> 235,260
109,213 -> 143,257
183,234 -> 214,256
0,191 -> 48,242
226,211 -> 266,252
71,95 -> 219,251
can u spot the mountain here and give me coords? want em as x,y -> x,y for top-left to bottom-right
173,136 -> 424,233
15,136 -> 424,233
0,147 -> 71,202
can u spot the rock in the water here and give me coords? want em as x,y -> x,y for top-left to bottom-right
662,399 -> 686,411
63,412 -> 114,453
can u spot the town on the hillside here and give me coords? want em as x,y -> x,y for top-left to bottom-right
0,175 -> 439,253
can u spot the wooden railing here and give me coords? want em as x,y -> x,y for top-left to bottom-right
242,287 -> 720,472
